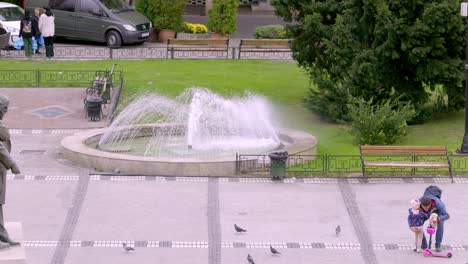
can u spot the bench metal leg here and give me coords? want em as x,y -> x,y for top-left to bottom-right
447,157 -> 454,183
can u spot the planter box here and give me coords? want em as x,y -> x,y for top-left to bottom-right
176,33 -> 210,39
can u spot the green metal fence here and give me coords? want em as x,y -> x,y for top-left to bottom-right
236,154 -> 468,178
0,70 -> 123,87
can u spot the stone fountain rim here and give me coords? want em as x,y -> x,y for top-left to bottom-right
61,125 -> 317,163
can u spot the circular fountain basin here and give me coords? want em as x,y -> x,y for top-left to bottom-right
61,125 -> 317,176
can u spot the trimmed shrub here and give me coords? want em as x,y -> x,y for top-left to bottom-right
136,0 -> 185,31
207,0 -> 240,36
182,22 -> 209,34
347,97 -> 416,145
254,25 -> 287,39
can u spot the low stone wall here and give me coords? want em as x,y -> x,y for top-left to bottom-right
61,126 -> 317,176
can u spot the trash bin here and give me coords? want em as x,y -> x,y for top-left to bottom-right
86,95 -> 103,121
268,151 -> 288,180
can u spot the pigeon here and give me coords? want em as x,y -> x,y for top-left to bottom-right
247,254 -> 255,264
113,168 -> 120,174
122,243 -> 135,252
234,224 -> 247,233
270,245 -> 281,255
335,225 -> 341,236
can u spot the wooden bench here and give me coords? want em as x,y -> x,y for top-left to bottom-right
166,38 -> 229,59
238,39 -> 291,59
359,145 -> 453,182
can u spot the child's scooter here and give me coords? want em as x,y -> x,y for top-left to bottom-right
422,226 -> 452,258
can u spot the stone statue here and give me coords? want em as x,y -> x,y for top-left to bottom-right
0,94 -> 21,249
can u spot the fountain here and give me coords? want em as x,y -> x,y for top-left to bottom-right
61,88 -> 317,176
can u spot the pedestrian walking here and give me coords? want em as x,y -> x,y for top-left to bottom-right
38,7 -> 54,59
19,10 -> 36,58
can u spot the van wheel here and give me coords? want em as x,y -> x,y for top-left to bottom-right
106,31 -> 122,48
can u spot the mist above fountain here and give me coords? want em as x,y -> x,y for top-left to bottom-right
97,88 -> 281,160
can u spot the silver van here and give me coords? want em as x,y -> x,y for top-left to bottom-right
24,0 -> 151,47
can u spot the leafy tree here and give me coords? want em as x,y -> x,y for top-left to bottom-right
273,0 -> 465,122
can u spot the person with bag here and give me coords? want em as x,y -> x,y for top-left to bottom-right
38,7 -> 54,59
32,7 -> 43,54
19,10 -> 36,58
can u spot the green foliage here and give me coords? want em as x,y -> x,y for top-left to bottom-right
136,0 -> 185,31
254,25 -> 287,39
273,0 -> 465,123
207,0 -> 240,35
347,97 -> 416,145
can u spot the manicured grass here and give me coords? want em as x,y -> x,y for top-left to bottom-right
0,59 -> 465,155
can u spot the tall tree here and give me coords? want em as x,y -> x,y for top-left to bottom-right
273,0 -> 465,122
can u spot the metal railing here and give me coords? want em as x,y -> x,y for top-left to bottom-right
0,45 -> 293,60
0,69 -> 123,87
106,77 -> 124,125
236,154 -> 468,178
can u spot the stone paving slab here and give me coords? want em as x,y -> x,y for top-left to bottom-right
5,181 -> 76,241
219,182 -> 358,244
222,248 -> 364,264
10,133 -> 82,176
0,88 -> 107,129
375,250 -> 467,264
65,247 -> 208,264
23,248 -> 55,264
73,180 -> 208,242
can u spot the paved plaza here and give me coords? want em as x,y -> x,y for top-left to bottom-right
0,88 -> 467,264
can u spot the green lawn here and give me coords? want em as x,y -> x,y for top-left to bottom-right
0,59 -> 465,155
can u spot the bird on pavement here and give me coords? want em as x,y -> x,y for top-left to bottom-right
247,254 -> 255,264
234,224 -> 247,233
336,225 -> 341,236
270,245 -> 281,255
122,243 -> 135,252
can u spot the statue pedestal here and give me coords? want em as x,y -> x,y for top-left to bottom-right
0,223 -> 26,264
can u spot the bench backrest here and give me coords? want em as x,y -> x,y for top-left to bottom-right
167,38 -> 229,46
360,145 -> 448,156
240,39 -> 291,47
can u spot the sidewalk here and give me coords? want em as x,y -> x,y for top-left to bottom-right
0,88 -> 107,129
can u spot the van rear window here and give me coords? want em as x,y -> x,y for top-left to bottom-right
0,6 -> 24,21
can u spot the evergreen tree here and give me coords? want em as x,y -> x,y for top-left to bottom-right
273,0 -> 465,122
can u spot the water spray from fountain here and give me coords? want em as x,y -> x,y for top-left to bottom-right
98,87 -> 281,160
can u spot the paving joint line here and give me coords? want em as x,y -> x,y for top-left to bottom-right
49,169 -> 90,264
6,174 -> 468,184
21,240 -> 468,250
338,179 -> 378,264
207,178 -> 221,264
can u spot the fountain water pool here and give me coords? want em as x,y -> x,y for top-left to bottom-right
61,88 -> 317,176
